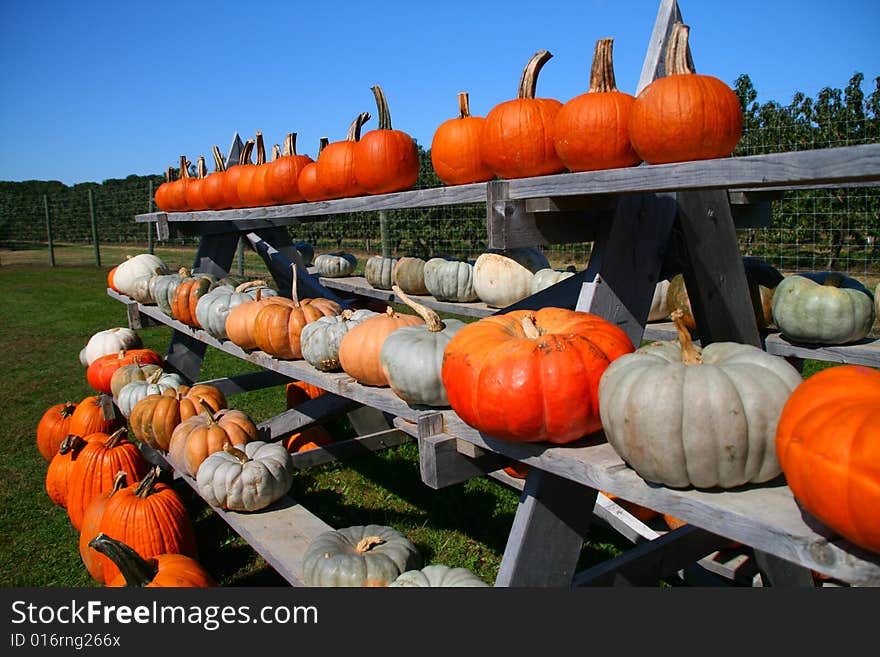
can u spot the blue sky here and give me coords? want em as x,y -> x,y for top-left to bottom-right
1,0 -> 878,185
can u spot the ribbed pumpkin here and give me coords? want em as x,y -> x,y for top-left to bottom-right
390,564 -> 488,588
285,381 -> 327,407
91,533 -> 216,588
115,369 -> 186,418
298,138 -> 331,202
221,138 -> 254,210
554,37 -> 641,172
168,403 -> 259,478
629,23 -> 743,164
314,252 -> 357,278
283,425 -> 334,453
112,253 -> 169,300
392,256 -> 429,295
86,467 -> 198,584
301,308 -> 380,372
149,267 -> 190,317
431,92 -> 494,186
183,155 -> 208,211
109,360 -> 163,399
68,394 -> 125,441
224,287 -> 271,351
195,280 -> 278,340
87,348 -> 164,395
531,268 -> 576,294
473,247 -> 550,308
380,287 -> 466,407
79,471 -> 128,583
365,255 -> 398,290
442,308 -> 634,444
482,50 -> 564,179
129,384 -> 228,452
237,132 -> 269,208
197,440 -> 294,512
338,306 -> 424,387
253,265 -> 342,360
171,273 -> 219,327
423,258 -> 478,303
353,85 -> 420,195
36,400 -> 78,461
317,112 -> 371,200
266,133 -> 313,205
45,434 -> 95,508
65,428 -> 150,530
201,146 -> 228,210
776,365 -> 880,554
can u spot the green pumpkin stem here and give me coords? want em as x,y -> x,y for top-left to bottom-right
105,427 -> 129,449
588,38 -> 618,93
134,466 -> 161,498
457,92 -> 471,119
670,309 -> 703,365
88,533 -> 158,587
211,145 -> 226,173
521,313 -> 543,339
223,440 -> 250,464
666,23 -> 695,76
371,85 -> 393,131
346,112 -> 372,142
518,50 -> 553,99
238,139 -> 255,166
356,536 -> 386,553
392,285 -> 442,332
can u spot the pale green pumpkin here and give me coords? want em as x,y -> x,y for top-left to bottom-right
314,253 -> 357,278
150,267 -> 190,317
300,308 -> 380,371
365,255 -> 398,290
302,524 -> 422,587
531,268 -> 576,294
116,370 -> 186,417
196,441 -> 293,512
772,272 -> 875,345
389,564 -> 488,587
423,258 -> 478,303
195,280 -> 278,340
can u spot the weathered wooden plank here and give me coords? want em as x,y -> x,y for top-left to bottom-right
289,428 -> 410,469
196,370 -> 293,396
257,394 -> 361,441
636,0 -> 690,95
753,550 -> 818,587
495,468 -> 599,587
764,333 -> 880,367
163,331 -> 208,385
124,299 -> 161,329
417,432 -> 510,489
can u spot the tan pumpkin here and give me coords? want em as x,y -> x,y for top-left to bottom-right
337,306 -> 423,387
128,384 -> 228,452
167,402 -> 259,478
225,287 -> 270,351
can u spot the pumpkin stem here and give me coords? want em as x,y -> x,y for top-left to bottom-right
254,132 -> 266,166
521,313 -> 543,339
340,309 -> 354,321
371,85 -> 393,131
110,470 -> 128,495
88,533 -> 159,587
177,266 -> 190,277
272,143 -> 281,161
58,434 -> 86,456
255,288 -> 263,303
345,112 -> 372,142
457,92 -> 472,119
290,263 -> 302,308
384,306 -> 396,318
283,133 -> 298,157
211,145 -> 226,173
178,155 -> 190,179
234,280 -> 268,293
196,155 -> 207,179
145,368 -> 164,384
134,466 -> 161,498
670,309 -> 703,365
392,285 -> 441,332
198,398 -> 218,424
356,536 -> 387,553
238,139 -> 255,166
164,166 -> 174,183
105,427 -> 129,448
61,401 -> 77,418
223,440 -> 250,464
318,137 -> 329,155
518,50 -> 553,99
666,23 -> 695,76
588,38 -> 618,93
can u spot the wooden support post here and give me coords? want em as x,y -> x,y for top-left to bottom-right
495,469 -> 598,587
147,180 -> 154,253
754,550 -> 817,587
379,210 -> 390,257
43,194 -> 55,267
191,232 -> 240,277
88,188 -> 101,267
636,0 -> 691,94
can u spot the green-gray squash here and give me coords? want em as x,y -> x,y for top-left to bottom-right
314,252 -> 357,278
473,247 -> 550,308
196,441 -> 293,512
380,287 -> 466,407
392,256 -> 429,295
302,524 -> 422,587
195,280 -> 278,340
364,255 -> 398,290
772,272 -> 875,345
531,268 -> 575,294
389,564 -> 488,587
423,258 -> 478,303
598,310 -> 803,489
116,369 -> 186,417
300,308 -> 380,371
149,267 -> 190,317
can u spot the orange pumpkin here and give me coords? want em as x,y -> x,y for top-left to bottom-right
431,91 -> 494,186
628,23 -> 743,164
107,265 -> 121,293
171,275 -> 216,327
441,308 -> 633,444
153,166 -> 175,212
316,112 -> 371,200
183,155 -> 208,211
86,348 -> 164,394
224,287 -> 270,351
283,425 -> 334,453
776,365 -> 880,554
481,50 -> 564,179
554,37 -> 641,172
221,138 -> 254,210
129,384 -> 228,452
285,381 -> 327,408
36,400 -> 78,461
79,471 -> 128,583
167,404 -> 259,477
91,533 -> 215,588
201,146 -> 228,210
237,132 -> 269,208
353,85 -> 420,195
68,394 -> 125,440
298,138 -> 331,202
45,434 -> 96,508
266,132 -> 314,204
165,156 -> 192,212
337,306 -> 423,387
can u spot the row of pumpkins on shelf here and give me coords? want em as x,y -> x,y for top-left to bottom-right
155,23 -> 743,213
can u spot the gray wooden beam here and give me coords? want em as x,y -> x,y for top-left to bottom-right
257,394 -> 361,442
289,428 -> 410,469
196,370 -> 293,396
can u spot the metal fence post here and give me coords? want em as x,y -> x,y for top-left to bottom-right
88,188 -> 101,267
147,180 -> 154,254
43,194 -> 55,267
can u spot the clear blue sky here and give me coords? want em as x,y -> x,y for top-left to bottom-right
1,0 -> 878,185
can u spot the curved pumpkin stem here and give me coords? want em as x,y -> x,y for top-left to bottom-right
670,309 -> 703,365
356,536 -> 386,553
521,313 -> 543,339
254,132 -> 266,166
238,139 -> 255,166
146,368 -> 164,384
88,533 -> 158,587
457,92 -> 472,119
196,155 -> 207,179
518,50 -> 553,99
178,156 -> 190,180
392,285 -> 441,332
290,263 -> 302,308
371,85 -> 393,131
110,470 -> 129,495
105,427 -> 129,449
58,434 -> 86,456
345,112 -> 372,142
223,440 -> 250,464
666,23 -> 695,76
134,466 -> 162,498
588,38 -> 618,93
211,145 -> 226,173
234,280 -> 268,293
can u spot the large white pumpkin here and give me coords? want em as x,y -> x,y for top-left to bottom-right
196,440 -> 293,512
79,328 -> 142,366
112,254 -> 169,298
473,247 -> 550,308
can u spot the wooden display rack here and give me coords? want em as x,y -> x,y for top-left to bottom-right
116,0 -> 880,587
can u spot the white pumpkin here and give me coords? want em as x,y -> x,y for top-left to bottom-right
531,268 -> 575,294
364,255 -> 398,290
314,253 -> 357,278
598,311 -> 803,489
80,328 -> 142,366
112,254 -> 169,297
473,248 -> 550,308
196,441 -> 293,512
116,370 -> 186,417
389,564 -> 488,587
648,279 -> 672,322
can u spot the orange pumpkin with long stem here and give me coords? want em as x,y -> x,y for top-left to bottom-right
298,138 -> 330,202
554,37 -> 641,171
90,533 -> 216,588
165,156 -> 192,212
337,306 -> 423,387
237,131 -> 268,208
629,22 -> 743,164
153,166 -> 175,212
36,400 -> 78,461
221,138 -> 254,210
353,85 -> 419,195
201,145 -> 228,210
183,155 -> 208,211
431,92 -> 494,185
266,133 -> 313,204
482,50 -> 564,179
317,112 -> 371,200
